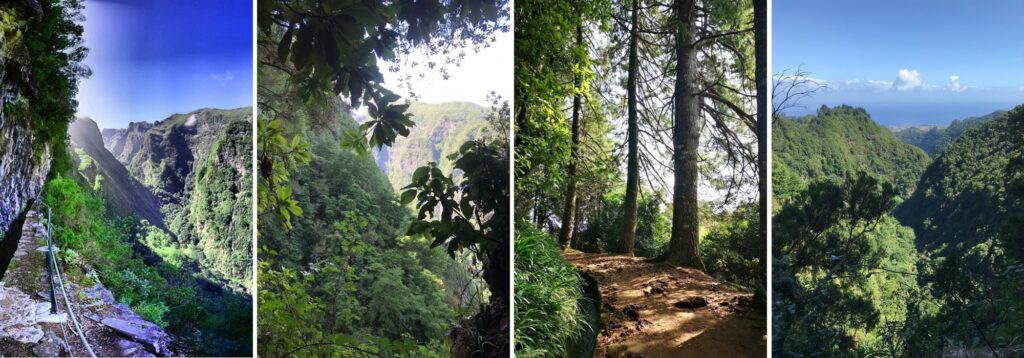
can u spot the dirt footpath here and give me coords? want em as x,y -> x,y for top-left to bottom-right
565,250 -> 767,357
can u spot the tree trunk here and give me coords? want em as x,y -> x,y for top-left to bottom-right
663,0 -> 704,269
753,0 -> 768,310
558,22 -> 584,249
618,0 -> 640,256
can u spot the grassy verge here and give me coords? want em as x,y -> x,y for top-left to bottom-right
513,222 -> 587,357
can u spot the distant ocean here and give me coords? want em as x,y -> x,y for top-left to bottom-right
783,100 -> 1019,126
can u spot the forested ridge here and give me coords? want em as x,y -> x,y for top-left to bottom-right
773,103 -> 1024,356
773,105 -> 931,196
889,110 -> 1006,157
515,0 -> 767,355
256,0 -> 511,356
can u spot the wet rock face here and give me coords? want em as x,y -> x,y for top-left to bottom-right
0,81 -> 51,232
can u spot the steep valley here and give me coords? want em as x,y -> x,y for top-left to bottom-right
97,107 -> 253,292
60,107 -> 254,356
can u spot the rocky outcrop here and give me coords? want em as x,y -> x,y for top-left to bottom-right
83,281 -> 173,356
0,284 -> 65,344
102,121 -> 153,165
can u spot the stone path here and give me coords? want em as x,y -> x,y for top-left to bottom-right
0,209 -> 173,357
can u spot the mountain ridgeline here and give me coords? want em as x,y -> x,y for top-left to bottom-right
373,101 -> 491,189
888,110 -> 1006,156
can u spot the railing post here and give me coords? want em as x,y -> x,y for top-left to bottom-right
44,204 -> 57,314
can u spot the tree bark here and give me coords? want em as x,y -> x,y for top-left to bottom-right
558,22 -> 584,249
663,0 -> 704,269
618,0 -> 640,256
754,0 -> 768,310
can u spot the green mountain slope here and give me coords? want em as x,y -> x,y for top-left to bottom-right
375,101 -> 490,189
888,110 -> 1006,156
774,105 -> 931,195
895,108 -> 1022,253
68,117 -> 165,226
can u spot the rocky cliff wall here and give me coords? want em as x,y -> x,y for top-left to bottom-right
0,70 -> 51,233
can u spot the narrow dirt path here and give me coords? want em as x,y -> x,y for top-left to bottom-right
565,250 -> 766,357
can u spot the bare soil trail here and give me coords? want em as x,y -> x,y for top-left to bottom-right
565,250 -> 767,357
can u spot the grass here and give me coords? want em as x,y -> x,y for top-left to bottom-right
513,223 -> 587,357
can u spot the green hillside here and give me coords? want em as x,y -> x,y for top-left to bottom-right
895,108 -> 1021,253
376,101 -> 490,189
774,105 -> 931,195
69,117 -> 165,226
889,110 -> 1006,156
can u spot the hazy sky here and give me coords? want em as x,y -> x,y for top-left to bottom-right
382,30 -> 513,107
775,0 -> 1023,125
76,0 -> 253,129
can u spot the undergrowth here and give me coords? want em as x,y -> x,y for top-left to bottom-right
513,222 -> 587,357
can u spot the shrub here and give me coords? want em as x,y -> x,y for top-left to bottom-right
701,203 -> 761,290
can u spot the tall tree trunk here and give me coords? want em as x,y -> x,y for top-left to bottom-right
754,0 -> 768,310
558,22 -> 584,249
618,0 -> 640,256
664,0 -> 703,269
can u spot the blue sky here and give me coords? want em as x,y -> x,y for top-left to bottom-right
775,0 -> 1024,125
76,0 -> 252,129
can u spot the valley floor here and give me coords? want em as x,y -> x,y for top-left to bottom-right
565,251 -> 766,357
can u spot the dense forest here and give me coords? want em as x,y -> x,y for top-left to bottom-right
256,0 -> 510,356
773,103 -> 1024,356
0,0 -> 252,356
515,0 -> 767,355
888,110 -> 1006,156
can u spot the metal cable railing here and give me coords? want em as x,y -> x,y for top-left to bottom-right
37,197 -> 98,358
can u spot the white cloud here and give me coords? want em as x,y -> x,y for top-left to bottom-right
184,114 -> 197,126
210,71 -> 235,82
948,75 -> 967,92
893,69 -> 922,91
